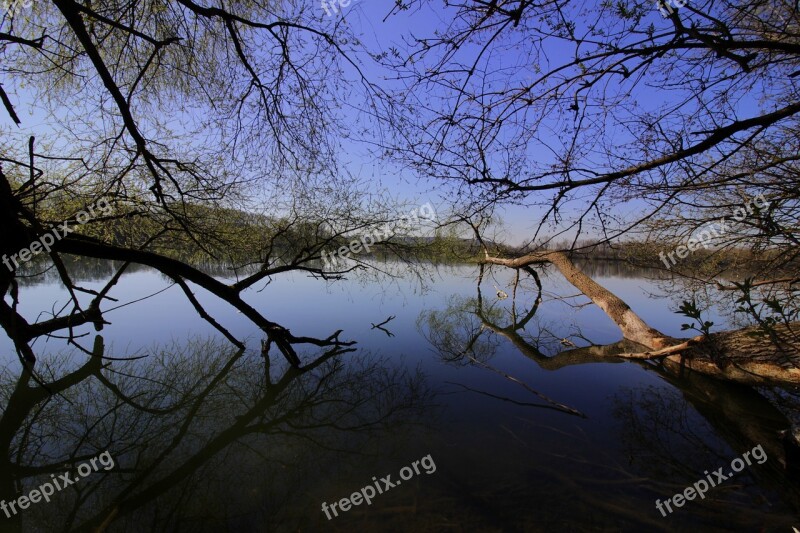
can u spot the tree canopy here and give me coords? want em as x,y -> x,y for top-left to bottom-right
1,0 -> 798,373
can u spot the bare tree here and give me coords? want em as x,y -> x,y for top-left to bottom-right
0,0 -> 403,368
384,0 -> 800,380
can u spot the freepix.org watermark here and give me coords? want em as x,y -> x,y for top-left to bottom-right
2,198 -> 113,272
1,450 -> 114,518
655,444 -> 767,517
321,202 -> 437,270
321,454 -> 437,520
659,193 -> 770,270
321,0 -> 357,17
655,0 -> 687,17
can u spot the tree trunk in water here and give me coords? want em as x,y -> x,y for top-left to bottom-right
480,251 -> 800,384
481,251 -> 674,349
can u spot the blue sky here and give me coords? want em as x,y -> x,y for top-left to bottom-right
0,0 -> 776,245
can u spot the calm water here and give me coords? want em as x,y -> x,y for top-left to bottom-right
1,260 -> 798,532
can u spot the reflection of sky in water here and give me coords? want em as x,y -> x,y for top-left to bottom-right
2,261 -> 730,363
1,261 -> 796,531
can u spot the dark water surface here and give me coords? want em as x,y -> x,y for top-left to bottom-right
1,260 -> 798,532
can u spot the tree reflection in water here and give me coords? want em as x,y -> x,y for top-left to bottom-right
418,266 -> 800,530
612,370 -> 800,529
0,336 -> 432,532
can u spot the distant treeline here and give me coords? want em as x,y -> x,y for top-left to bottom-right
516,238 -> 792,276
27,193 -> 791,275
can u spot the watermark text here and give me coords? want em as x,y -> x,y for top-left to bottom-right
321,454 -> 436,519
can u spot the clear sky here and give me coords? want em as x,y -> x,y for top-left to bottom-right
312,0 -> 768,244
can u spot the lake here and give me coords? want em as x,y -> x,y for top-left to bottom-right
1,259 -> 798,532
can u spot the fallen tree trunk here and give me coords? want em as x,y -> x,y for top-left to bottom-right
658,323 -> 800,385
480,251 -> 800,385
482,251 -> 675,349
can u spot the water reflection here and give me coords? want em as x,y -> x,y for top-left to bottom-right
612,371 -> 800,529
418,265 -> 800,529
14,257 -> 149,286
5,259 -> 800,531
0,336 -> 431,532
